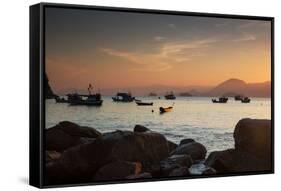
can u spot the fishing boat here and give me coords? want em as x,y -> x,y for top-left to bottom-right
164,91 -> 176,100
159,106 -> 173,113
212,97 -> 228,103
67,84 -> 103,106
234,95 -> 243,101
135,100 -> 153,106
55,96 -> 68,103
112,92 -> 135,102
241,97 -> 251,103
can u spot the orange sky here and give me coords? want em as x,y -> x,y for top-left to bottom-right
45,8 -> 271,94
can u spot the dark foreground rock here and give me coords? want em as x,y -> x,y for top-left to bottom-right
126,172 -> 152,179
160,154 -> 192,176
45,118 -> 272,185
46,150 -> 61,163
170,141 -> 207,161
46,121 -> 101,152
179,138 -> 195,146
234,118 -> 271,158
134,125 -> 150,132
94,161 -> 142,181
46,130 -> 170,185
205,119 -> 272,173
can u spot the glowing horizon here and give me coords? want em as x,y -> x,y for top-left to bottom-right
45,8 -> 271,94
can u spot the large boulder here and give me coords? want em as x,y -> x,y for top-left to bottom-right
205,149 -> 271,173
234,118 -> 271,158
93,161 -> 142,181
205,118 -> 272,173
170,142 -> 207,161
46,130 -> 170,185
46,121 -> 101,152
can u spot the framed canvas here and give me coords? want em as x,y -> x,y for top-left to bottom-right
30,2 -> 274,188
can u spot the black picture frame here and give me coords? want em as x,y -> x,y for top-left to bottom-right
30,2 -> 274,188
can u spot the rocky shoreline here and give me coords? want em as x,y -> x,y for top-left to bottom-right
45,118 -> 272,185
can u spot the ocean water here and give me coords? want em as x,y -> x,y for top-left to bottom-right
46,97 -> 271,154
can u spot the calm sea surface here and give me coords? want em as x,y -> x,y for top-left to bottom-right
46,97 -> 271,154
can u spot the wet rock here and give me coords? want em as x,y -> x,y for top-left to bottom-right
134,125 -> 150,132
179,138 -> 195,146
126,172 -> 152,179
160,154 -> 193,176
202,167 -> 216,175
170,142 -> 207,161
46,121 -> 101,152
94,161 -> 142,181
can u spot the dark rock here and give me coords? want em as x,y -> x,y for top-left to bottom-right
134,125 -> 150,132
202,167 -> 216,175
46,130 -> 170,184
46,121 -> 101,152
179,138 -> 195,146
126,172 -> 152,179
167,140 -> 178,153
205,149 -> 235,173
234,118 -> 271,158
46,150 -> 61,163
59,121 -> 102,138
45,73 -> 58,99
170,142 -> 207,161
160,154 -> 193,176
94,161 -> 142,181
205,148 -> 271,173
169,167 -> 190,177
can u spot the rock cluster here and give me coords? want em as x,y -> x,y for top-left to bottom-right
45,118 -> 272,185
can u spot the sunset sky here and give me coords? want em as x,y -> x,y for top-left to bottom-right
45,7 -> 271,94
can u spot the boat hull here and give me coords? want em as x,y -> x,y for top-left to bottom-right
69,100 -> 103,106
159,106 -> 173,113
112,97 -> 134,102
136,101 -> 153,106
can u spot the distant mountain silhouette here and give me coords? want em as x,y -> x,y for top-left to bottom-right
207,78 -> 271,97
55,78 -> 270,98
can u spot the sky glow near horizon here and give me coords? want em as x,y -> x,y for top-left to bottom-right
45,7 -> 271,93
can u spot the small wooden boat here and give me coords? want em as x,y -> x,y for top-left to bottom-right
135,100 -> 153,106
241,97 -> 251,103
212,97 -> 228,103
159,106 -> 173,113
